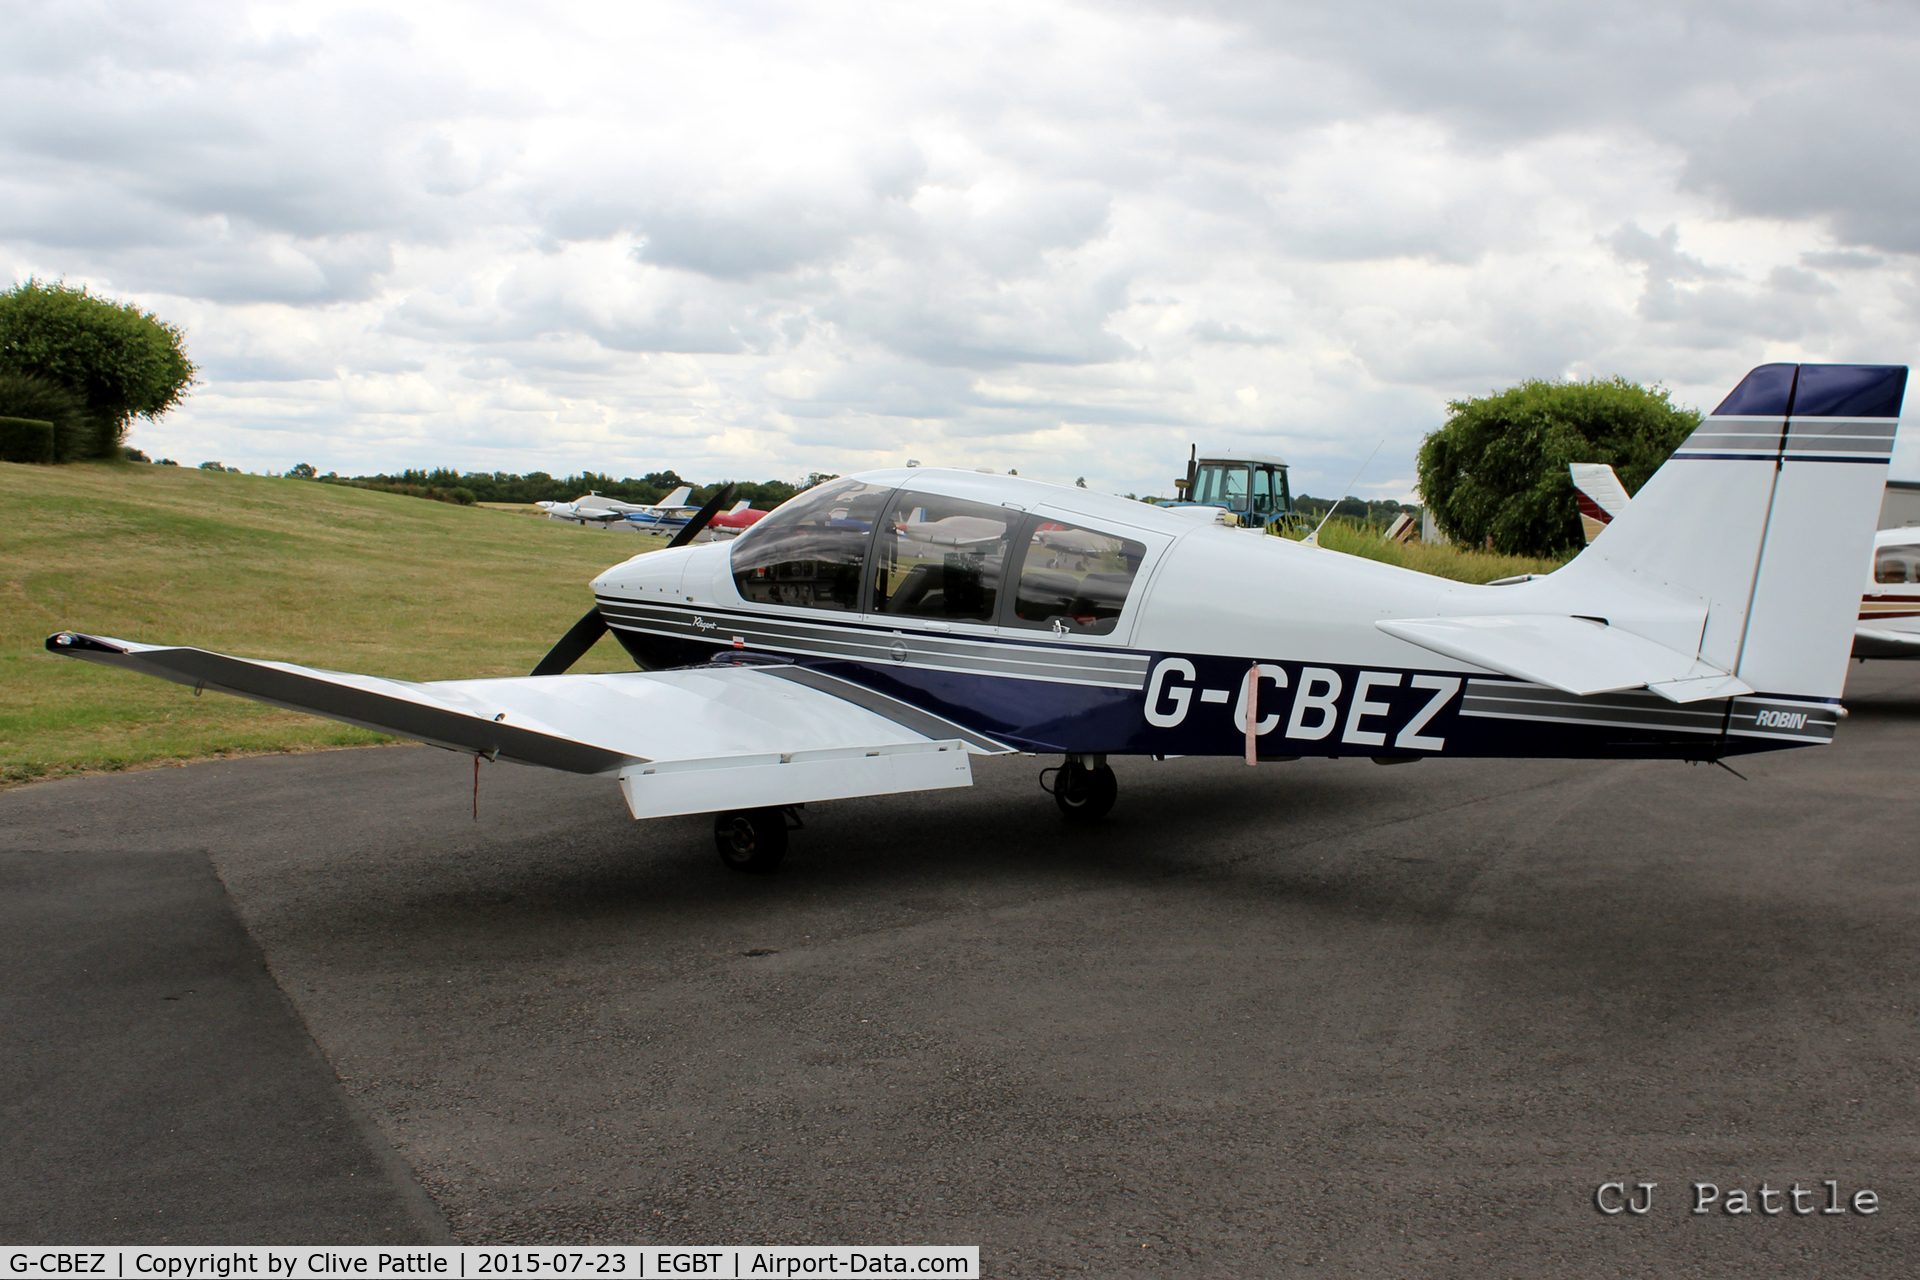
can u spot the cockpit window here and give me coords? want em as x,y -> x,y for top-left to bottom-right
871,492 -> 1014,622
1875,544 -> 1920,585
1007,520 -> 1146,636
731,478 -> 893,610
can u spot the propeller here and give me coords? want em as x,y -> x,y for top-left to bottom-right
664,482 -> 737,549
530,607 -> 608,677
528,483 -> 740,677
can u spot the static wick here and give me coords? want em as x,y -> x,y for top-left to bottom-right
1245,662 -> 1259,767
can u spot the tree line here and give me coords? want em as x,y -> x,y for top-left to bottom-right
1294,495 -> 1420,524
287,464 -> 812,510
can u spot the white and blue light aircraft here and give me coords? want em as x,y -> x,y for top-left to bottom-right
45,363 -> 1907,871
538,486 -> 695,527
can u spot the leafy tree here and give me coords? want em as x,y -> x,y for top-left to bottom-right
285,462 -> 317,478
1417,377 -> 1699,556
0,279 -> 196,458
0,370 -> 97,461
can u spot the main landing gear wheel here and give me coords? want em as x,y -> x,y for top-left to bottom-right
1050,757 -> 1117,823
714,807 -> 789,872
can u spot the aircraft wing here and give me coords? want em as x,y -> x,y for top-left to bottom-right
1377,615 -> 1755,703
45,633 -> 994,818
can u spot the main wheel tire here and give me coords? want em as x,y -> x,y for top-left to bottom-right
714,807 -> 789,872
1053,761 -> 1117,822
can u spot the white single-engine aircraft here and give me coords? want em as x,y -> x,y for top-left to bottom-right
46,363 -> 1907,872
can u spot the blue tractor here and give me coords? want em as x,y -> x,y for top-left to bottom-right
1167,447 -> 1299,533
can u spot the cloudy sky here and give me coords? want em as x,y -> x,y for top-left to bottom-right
5,0 -> 1918,498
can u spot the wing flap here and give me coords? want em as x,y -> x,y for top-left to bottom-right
1376,615 -> 1754,703
620,741 -> 972,819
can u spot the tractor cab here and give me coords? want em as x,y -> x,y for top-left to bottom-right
1169,450 -> 1295,532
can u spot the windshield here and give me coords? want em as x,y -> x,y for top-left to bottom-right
731,478 -> 894,610
1191,463 -> 1249,509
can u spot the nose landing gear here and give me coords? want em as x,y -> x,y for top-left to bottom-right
1043,754 -> 1117,822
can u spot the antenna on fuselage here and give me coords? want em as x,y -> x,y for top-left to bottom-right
1303,440 -> 1384,548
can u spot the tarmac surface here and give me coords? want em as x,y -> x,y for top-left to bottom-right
4,663 -> 1920,1276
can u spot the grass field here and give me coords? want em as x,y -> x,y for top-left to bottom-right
3,464 -> 1573,785
1300,518 -> 1572,581
1,461 -> 664,785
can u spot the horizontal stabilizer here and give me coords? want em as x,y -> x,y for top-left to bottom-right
1376,615 -> 1754,704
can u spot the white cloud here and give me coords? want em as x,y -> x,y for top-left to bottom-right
3,0 -> 1917,496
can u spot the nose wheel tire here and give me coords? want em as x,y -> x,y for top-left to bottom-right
1051,760 -> 1117,822
714,807 -> 789,872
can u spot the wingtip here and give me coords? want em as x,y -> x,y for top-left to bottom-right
45,631 -> 138,656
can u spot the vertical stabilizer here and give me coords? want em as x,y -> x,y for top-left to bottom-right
1550,364 -> 1905,709
1568,462 -> 1629,543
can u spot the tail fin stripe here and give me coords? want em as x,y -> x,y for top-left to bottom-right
1673,452 -> 1889,465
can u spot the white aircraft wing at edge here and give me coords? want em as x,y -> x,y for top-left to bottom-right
1852,627 -> 1920,658
47,633 -> 987,819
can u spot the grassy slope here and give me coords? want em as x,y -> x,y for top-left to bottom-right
1,461 -> 658,784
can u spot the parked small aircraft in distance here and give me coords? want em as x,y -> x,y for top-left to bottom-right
1849,527 -> 1920,657
46,363 -> 1907,872
622,490 -> 705,534
1571,460 -> 1920,658
538,486 -> 695,527
697,501 -> 766,539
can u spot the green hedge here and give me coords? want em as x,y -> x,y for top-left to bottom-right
53,416 -> 103,462
0,416 -> 55,463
